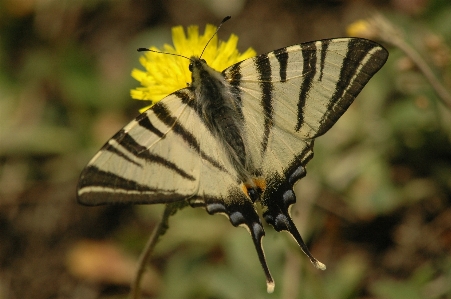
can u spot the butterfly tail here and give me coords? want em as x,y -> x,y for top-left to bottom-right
284,216 -> 326,270
262,166 -> 327,271
202,192 -> 276,293
248,218 -> 275,293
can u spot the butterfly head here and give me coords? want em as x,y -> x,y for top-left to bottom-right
188,56 -> 227,92
188,58 -> 206,72
188,56 -> 211,83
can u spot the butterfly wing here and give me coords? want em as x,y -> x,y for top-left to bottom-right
77,90 -> 200,205
223,37 -> 388,265
77,85 -> 270,285
77,88 -> 246,207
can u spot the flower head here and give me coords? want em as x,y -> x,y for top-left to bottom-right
131,24 -> 256,111
347,19 -> 378,40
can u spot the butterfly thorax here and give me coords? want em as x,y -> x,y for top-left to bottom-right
189,57 -> 253,183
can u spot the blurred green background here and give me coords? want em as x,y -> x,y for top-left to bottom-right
1,0 -> 451,298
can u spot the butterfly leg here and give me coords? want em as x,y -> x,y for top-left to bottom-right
203,194 -> 275,293
262,166 -> 326,271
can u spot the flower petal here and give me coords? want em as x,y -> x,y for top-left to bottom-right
131,23 -> 256,107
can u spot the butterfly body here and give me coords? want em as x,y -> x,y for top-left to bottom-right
77,38 -> 388,292
190,57 -> 252,183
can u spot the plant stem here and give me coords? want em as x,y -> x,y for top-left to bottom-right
130,202 -> 187,299
371,14 -> 451,109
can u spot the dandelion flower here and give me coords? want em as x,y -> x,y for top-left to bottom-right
131,24 -> 256,111
347,19 -> 377,39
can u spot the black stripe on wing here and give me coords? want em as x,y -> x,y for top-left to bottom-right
319,39 -> 330,81
296,41 -> 318,131
254,53 -> 274,153
111,130 -> 196,181
152,101 -> 228,173
274,47 -> 288,82
226,63 -> 243,107
78,166 -> 156,192
316,39 -> 388,135
174,89 -> 196,110
78,166 -> 189,205
136,113 -> 165,138
104,145 -> 141,167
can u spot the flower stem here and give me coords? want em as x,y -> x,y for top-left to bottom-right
370,14 -> 451,109
130,202 -> 188,299
391,35 -> 451,109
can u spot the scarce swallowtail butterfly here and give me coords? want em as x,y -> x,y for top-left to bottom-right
77,17 -> 388,293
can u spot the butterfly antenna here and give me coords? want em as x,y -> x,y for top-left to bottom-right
137,48 -> 191,61
199,15 -> 231,59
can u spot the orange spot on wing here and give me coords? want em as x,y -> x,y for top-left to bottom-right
241,177 -> 267,198
252,177 -> 266,191
241,183 -> 248,195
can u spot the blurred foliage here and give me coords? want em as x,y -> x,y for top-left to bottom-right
1,0 -> 451,299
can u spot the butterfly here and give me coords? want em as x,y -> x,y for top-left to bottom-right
77,27 -> 388,292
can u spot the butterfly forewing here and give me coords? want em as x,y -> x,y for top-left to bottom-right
224,38 -> 387,175
77,88 -> 249,208
77,90 -> 204,205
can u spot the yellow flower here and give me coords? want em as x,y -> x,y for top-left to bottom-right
131,24 -> 257,111
347,19 -> 376,39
